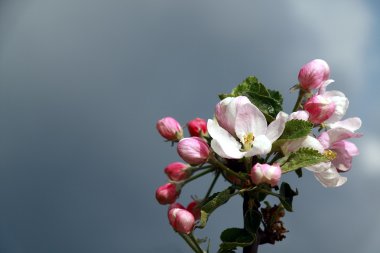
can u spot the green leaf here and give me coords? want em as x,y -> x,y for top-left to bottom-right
232,76 -> 270,97
279,182 -> 298,212
244,210 -> 262,235
281,147 -> 330,173
220,76 -> 283,122
219,228 -> 255,250
279,120 -> 313,140
198,187 -> 236,229
268,89 -> 284,105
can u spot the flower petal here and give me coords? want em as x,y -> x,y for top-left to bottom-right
215,96 -> 251,136
235,102 -> 267,142
331,140 -> 359,172
305,162 -> 331,173
288,110 -> 309,121
314,167 -> 347,187
265,111 -> 287,142
323,90 -> 349,124
319,127 -> 362,147
247,135 -> 272,156
281,136 -> 325,155
207,119 -> 244,159
328,117 -> 362,132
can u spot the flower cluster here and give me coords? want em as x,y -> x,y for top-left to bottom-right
154,59 -> 362,253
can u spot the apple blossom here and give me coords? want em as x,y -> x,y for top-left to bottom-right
298,59 -> 331,90
187,118 -> 208,137
164,162 -> 191,181
156,117 -> 183,141
155,183 -> 180,205
304,95 -> 336,124
208,96 -> 287,159
251,163 -> 282,187
177,137 -> 210,165
168,208 -> 195,234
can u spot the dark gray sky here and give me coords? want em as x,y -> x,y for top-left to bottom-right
0,1 -> 379,253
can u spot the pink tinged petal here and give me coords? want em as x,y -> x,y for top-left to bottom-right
235,101 -> 267,142
215,96 -> 251,136
207,119 -> 244,159
328,117 -> 362,132
321,127 -> 362,146
317,132 -> 330,150
331,140 -> 359,172
248,135 -> 272,156
304,95 -> 336,124
314,167 -> 347,187
265,111 -> 287,142
289,110 -> 309,121
323,91 -> 349,124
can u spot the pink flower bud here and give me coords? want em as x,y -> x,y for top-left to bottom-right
167,202 -> 185,221
263,163 -> 282,187
164,162 -> 191,181
187,118 -> 208,137
187,200 -> 201,220
298,59 -> 330,90
304,95 -> 336,124
168,208 -> 195,234
155,183 -> 180,205
177,137 -> 210,165
156,117 -> 183,141
251,163 -> 282,187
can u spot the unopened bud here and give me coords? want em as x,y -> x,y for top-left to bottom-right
155,183 -> 180,205
251,163 -> 282,187
304,95 -> 335,124
187,118 -> 208,137
187,200 -> 201,220
177,137 -> 210,165
298,59 -> 330,91
168,208 -> 195,234
156,117 -> 183,141
164,162 -> 191,181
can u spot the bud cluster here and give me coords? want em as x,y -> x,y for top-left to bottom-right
153,59 -> 362,252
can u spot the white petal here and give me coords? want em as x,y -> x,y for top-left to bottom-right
323,91 -> 349,124
328,117 -> 362,132
281,135 -> 324,155
289,110 -> 309,121
247,135 -> 272,156
266,111 -> 287,142
207,119 -> 244,159
314,167 -> 347,187
318,79 -> 335,94
235,102 -> 267,142
305,162 -> 331,173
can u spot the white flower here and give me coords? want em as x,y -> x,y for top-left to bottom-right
207,96 -> 287,159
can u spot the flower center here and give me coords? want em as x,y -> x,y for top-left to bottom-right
323,149 -> 337,160
243,133 -> 254,151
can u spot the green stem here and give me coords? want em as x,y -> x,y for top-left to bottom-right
190,165 -> 213,173
209,155 -> 247,181
292,89 -> 306,112
182,168 -> 215,185
179,233 -> 201,253
204,171 -> 220,200
258,188 -> 281,198
189,233 -> 204,253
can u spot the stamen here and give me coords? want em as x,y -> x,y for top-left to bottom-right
324,149 -> 337,160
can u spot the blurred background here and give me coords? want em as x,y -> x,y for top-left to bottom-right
0,0 -> 379,252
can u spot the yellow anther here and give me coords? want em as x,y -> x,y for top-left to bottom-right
243,133 -> 255,151
324,150 -> 337,160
